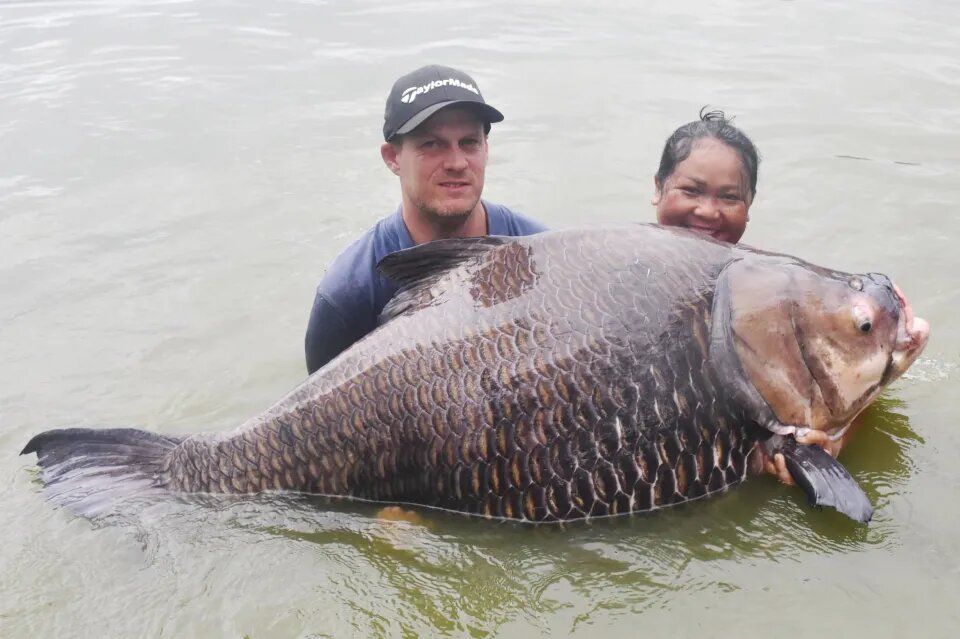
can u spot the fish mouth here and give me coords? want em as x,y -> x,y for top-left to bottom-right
893,283 -> 929,350
890,283 -> 930,374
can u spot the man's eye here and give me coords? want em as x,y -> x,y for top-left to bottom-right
421,140 -> 437,149
720,193 -> 741,202
461,139 -> 479,149
679,186 -> 699,195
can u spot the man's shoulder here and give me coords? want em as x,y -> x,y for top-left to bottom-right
329,215 -> 401,267
318,212 -> 406,306
484,201 -> 549,235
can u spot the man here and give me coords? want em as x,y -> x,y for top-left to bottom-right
305,65 -> 546,374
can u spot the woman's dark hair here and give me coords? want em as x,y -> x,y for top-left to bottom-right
655,107 -> 760,198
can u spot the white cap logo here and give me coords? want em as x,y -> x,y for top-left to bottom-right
398,78 -> 479,105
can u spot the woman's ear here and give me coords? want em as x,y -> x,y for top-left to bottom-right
651,176 -> 663,206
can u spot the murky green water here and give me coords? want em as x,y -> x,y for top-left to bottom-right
2,0 -> 958,636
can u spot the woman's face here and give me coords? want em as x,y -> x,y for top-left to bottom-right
653,138 -> 753,244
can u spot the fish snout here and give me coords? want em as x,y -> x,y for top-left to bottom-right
890,281 -> 930,353
850,273 -> 929,374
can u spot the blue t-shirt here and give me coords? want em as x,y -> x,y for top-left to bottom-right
304,201 -> 546,374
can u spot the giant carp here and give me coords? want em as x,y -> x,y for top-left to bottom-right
22,225 -> 929,523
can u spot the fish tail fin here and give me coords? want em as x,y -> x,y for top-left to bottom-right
21,427 -> 182,517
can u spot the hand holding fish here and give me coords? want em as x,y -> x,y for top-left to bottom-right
761,417 -> 858,485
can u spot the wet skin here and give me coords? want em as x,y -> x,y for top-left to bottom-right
653,138 -> 752,244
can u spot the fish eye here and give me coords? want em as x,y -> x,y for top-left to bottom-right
849,277 -> 864,291
852,303 -> 874,335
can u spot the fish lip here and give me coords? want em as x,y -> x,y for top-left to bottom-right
891,283 -> 930,353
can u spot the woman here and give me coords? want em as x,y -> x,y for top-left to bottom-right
652,110 -> 850,484
652,108 -> 757,244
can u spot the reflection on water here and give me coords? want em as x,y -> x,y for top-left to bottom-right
3,0 -> 958,635
902,357 -> 956,383
65,392 -> 919,636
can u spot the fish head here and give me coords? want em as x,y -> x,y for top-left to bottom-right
722,256 -> 930,436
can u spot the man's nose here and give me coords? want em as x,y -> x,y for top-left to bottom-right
443,148 -> 469,171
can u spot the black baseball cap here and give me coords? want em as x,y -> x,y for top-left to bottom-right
383,65 -> 504,141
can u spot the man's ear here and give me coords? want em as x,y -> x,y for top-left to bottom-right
651,176 -> 662,206
381,142 -> 401,176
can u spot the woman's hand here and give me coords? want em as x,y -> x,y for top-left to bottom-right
763,416 -> 862,485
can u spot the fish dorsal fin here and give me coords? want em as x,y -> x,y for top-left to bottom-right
377,236 -> 514,324
378,236 -> 512,285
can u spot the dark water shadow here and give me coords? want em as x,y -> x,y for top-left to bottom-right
149,395 -> 912,634
189,393 -> 919,553
50,394 -> 919,636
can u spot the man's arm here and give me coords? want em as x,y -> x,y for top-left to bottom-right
304,292 -> 363,374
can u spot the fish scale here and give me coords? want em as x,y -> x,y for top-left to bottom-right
146,226 -> 757,521
43,225 -> 916,522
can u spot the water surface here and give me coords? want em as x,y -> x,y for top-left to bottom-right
2,0 -> 958,636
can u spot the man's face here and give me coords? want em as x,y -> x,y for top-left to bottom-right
382,106 -> 488,222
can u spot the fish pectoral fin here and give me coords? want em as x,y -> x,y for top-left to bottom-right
778,439 -> 874,523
